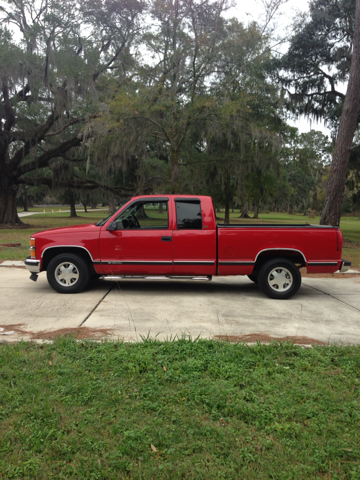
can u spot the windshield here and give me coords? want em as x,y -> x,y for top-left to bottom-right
95,203 -> 136,227
95,211 -> 117,227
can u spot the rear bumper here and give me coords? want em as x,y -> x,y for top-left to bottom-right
339,259 -> 351,273
25,257 -> 41,273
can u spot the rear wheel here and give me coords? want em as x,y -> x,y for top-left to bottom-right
258,258 -> 301,299
47,254 -> 91,293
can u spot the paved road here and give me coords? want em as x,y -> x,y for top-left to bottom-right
18,208 -> 108,217
1,267 -> 360,344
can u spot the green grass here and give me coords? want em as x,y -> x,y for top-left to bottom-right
1,210 -> 359,267
0,339 -> 360,479
0,211 -> 107,261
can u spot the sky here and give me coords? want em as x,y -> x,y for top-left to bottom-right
227,0 -> 334,138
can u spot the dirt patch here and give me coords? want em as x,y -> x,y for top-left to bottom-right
0,325 -> 114,340
0,324 -> 29,335
0,243 -> 21,247
214,333 -> 326,346
344,239 -> 360,249
30,327 -> 114,340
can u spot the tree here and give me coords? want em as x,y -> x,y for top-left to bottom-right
276,0 -> 355,124
321,0 -> 360,225
93,0 -> 232,191
0,0 -> 144,225
281,129 -> 331,214
205,17 -> 284,221
276,0 -> 360,225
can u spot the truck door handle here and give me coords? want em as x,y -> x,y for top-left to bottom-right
161,236 -> 172,242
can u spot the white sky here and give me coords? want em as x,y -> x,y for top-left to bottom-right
228,0 -> 335,138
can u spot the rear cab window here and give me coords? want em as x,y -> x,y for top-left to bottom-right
175,199 -> 202,230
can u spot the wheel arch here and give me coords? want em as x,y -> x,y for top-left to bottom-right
253,248 -> 306,273
42,246 -> 94,271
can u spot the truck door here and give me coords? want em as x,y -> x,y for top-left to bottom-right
99,199 -> 173,275
172,198 -> 216,276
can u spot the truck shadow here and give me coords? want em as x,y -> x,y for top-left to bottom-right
90,278 -> 259,295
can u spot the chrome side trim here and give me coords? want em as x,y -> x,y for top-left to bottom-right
219,261 -> 255,266
41,245 -> 95,262
101,260 -> 173,265
174,261 -> 215,265
307,262 -> 338,266
254,248 -> 307,263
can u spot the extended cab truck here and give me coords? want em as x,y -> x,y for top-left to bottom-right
25,195 -> 351,299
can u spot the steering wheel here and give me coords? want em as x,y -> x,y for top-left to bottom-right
129,215 -> 140,229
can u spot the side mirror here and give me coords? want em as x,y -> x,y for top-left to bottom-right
106,221 -> 117,231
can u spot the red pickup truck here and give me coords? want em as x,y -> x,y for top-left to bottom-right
25,195 -> 350,299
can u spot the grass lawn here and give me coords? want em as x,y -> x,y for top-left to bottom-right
0,339 -> 359,479
0,211 -> 107,261
1,209 -> 360,267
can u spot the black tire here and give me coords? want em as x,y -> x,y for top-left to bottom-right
258,258 -> 301,300
247,274 -> 258,284
47,254 -> 91,294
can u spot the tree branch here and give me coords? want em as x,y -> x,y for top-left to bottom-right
17,175 -> 136,196
15,136 -> 82,176
9,111 -> 61,170
44,118 -> 84,137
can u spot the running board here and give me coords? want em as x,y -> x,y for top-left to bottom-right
101,275 -> 212,282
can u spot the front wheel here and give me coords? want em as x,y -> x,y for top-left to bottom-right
258,258 -> 301,299
47,254 -> 91,293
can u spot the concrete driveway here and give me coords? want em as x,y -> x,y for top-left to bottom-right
1,266 -> 360,345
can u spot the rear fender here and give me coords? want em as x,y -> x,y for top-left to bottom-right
253,249 -> 306,273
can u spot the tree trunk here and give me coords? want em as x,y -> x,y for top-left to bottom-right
170,149 -> 180,193
240,201 -> 251,218
82,202 -> 88,213
224,201 -> 230,224
136,205 -> 149,219
108,195 -> 116,214
253,200 -> 259,219
23,192 -> 29,212
224,172 -> 231,224
312,190 -> 318,212
303,199 -> 308,215
320,0 -> 360,226
70,195 -> 77,217
91,201 -> 97,209
0,180 -> 23,224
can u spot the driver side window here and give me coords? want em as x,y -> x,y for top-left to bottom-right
114,201 -> 169,229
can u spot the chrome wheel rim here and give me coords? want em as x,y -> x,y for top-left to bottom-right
267,267 -> 293,292
55,262 -> 80,287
